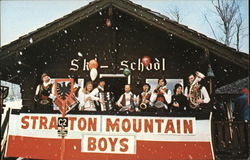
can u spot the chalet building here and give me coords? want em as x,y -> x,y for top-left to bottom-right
1,0 -> 249,159
0,0 -> 249,110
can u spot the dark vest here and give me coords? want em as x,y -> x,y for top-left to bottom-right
38,84 -> 52,99
121,94 -> 134,106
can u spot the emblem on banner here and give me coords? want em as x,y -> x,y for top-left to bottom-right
54,79 -> 74,137
54,79 -> 75,116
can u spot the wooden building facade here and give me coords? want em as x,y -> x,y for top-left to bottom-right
0,0 -> 249,110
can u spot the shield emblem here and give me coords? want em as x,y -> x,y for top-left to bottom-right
54,79 -> 74,116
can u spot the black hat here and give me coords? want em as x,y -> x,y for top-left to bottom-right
98,78 -> 105,83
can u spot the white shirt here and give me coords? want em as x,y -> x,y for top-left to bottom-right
200,86 -> 210,103
91,85 -> 104,99
150,88 -> 172,104
77,89 -> 99,111
184,86 -> 189,97
117,92 -> 136,106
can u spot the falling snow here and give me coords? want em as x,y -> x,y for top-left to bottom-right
29,38 -> 33,43
78,52 -> 83,57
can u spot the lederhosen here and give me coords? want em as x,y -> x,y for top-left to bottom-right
121,93 -> 134,106
156,89 -> 168,104
155,89 -> 169,112
37,84 -> 52,112
116,93 -> 135,112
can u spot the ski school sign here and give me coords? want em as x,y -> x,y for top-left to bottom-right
6,113 -> 214,160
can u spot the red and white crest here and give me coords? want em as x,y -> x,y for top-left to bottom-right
54,79 -> 74,116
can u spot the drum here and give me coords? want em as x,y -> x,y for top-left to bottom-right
154,101 -> 168,110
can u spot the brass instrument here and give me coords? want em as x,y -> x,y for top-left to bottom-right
189,71 -> 205,109
154,85 -> 161,93
139,92 -> 149,110
154,85 -> 167,94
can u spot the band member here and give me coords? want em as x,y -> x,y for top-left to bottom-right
184,74 -> 195,97
137,83 -> 151,111
185,72 -> 210,112
77,81 -> 103,111
150,78 -> 171,110
170,83 -> 188,112
117,84 -> 137,112
34,73 -> 53,112
91,78 -> 106,111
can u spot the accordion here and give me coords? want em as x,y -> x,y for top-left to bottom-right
98,92 -> 115,111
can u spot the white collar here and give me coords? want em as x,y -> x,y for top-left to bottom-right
124,91 -> 133,95
43,81 -> 51,86
98,85 -> 104,91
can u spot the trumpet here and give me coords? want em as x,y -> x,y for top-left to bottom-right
154,85 -> 167,94
154,85 -> 161,93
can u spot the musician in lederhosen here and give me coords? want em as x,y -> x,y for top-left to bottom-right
34,73 -> 53,112
184,74 -> 195,98
117,84 -> 137,112
184,72 -> 210,113
92,78 -> 107,111
137,83 -> 151,112
150,78 -> 171,112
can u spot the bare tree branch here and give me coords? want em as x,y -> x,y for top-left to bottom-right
204,14 -> 218,40
205,0 -> 244,49
235,12 -> 243,51
165,5 -> 182,23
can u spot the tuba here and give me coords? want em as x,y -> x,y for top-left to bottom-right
189,71 -> 205,109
